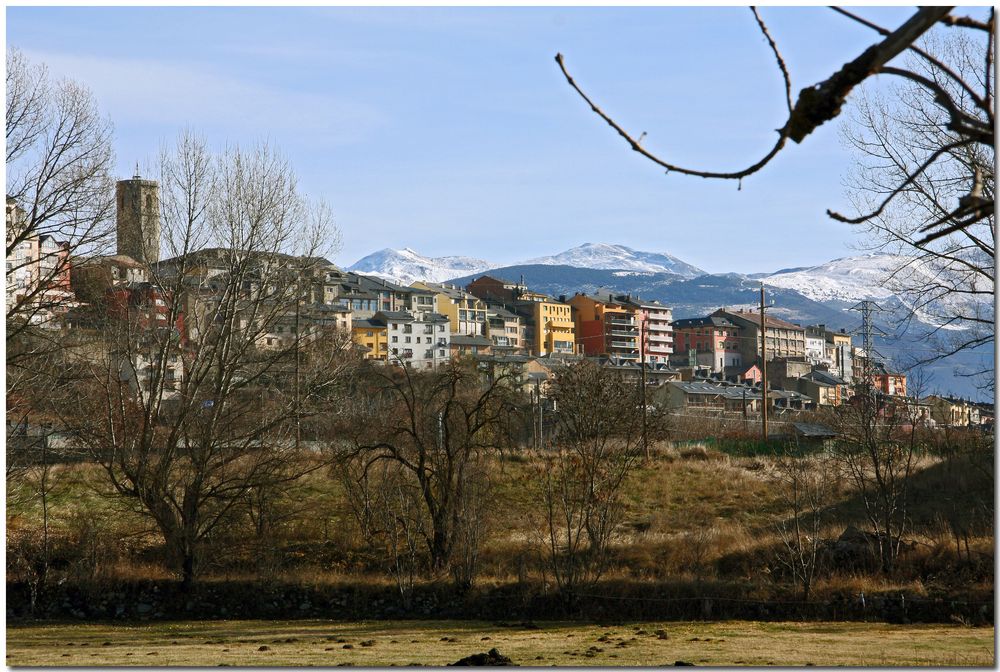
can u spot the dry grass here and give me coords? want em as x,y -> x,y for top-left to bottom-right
6,619 -> 993,667
6,445 -> 994,594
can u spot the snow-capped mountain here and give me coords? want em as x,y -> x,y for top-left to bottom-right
761,253 -> 992,330
346,248 -> 496,285
524,243 -> 705,279
761,254 -> 901,303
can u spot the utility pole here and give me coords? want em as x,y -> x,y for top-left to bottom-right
531,386 -> 538,450
640,316 -> 648,460
760,283 -> 768,443
536,378 -> 544,449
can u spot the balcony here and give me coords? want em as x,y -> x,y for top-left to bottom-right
607,316 -> 635,326
610,340 -> 637,349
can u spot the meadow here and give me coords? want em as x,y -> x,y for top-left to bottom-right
6,618 -> 994,667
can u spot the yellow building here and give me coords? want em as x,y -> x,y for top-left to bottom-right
352,318 -> 388,361
512,298 -> 575,356
411,281 -> 488,335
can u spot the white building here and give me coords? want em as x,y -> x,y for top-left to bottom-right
373,310 -> 451,370
804,325 -> 830,366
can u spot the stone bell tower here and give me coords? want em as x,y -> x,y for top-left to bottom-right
116,166 -> 160,264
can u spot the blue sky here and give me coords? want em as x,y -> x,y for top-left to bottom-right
6,6 -> 977,273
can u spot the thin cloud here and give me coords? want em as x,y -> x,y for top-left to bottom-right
21,48 -> 388,147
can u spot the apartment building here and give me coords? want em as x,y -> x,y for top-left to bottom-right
411,281 -> 488,336
352,318 -> 388,362
372,310 -> 451,369
485,304 -> 523,352
466,274 -> 531,303
670,315 -> 742,372
712,308 -> 806,364
825,328 -> 854,381
568,293 -> 639,362
512,297 -> 575,356
592,292 -> 674,363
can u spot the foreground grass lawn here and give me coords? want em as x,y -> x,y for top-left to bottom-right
6,619 -> 994,667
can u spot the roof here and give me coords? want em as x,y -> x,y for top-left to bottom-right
451,335 -> 493,347
416,281 -> 479,302
572,292 -> 631,308
469,274 -> 518,286
593,291 -> 668,311
352,318 -> 382,330
474,353 -> 534,364
803,369 -> 847,386
769,389 -> 813,401
713,308 -> 805,332
792,422 -> 839,438
672,316 -> 737,329
305,302 -> 350,314
670,380 -> 762,400
373,310 -> 415,322
486,304 -> 519,320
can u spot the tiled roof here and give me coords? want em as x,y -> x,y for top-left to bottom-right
714,308 -> 805,332
672,316 -> 736,329
451,335 -> 492,347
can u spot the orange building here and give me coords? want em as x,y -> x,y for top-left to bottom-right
568,293 -> 640,361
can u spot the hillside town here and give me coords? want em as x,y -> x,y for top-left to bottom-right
6,5 -> 996,665
7,175 -> 992,432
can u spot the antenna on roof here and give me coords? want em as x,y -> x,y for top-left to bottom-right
133,162 -> 141,180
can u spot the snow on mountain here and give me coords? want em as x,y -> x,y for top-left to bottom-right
524,243 -> 706,279
346,248 -> 496,285
762,253 -> 992,330
762,254 -> 901,303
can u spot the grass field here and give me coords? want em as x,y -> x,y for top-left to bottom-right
6,619 -> 994,667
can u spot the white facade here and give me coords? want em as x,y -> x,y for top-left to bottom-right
380,311 -> 452,370
642,303 -> 674,363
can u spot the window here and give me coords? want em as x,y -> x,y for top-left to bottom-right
392,336 -> 398,343
366,331 -> 373,337
405,336 -> 411,343
439,325 -> 445,332
439,349 -> 445,357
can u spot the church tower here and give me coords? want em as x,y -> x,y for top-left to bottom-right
116,168 -> 160,264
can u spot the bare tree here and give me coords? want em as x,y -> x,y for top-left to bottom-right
341,458 -> 426,606
342,359 -> 522,579
538,361 -> 665,592
832,367 -> 926,574
769,442 -> 837,600
6,47 -> 115,348
55,133 -> 353,588
840,29 -> 994,389
6,48 -> 115,460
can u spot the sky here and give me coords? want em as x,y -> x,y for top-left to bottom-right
6,6 -> 982,274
